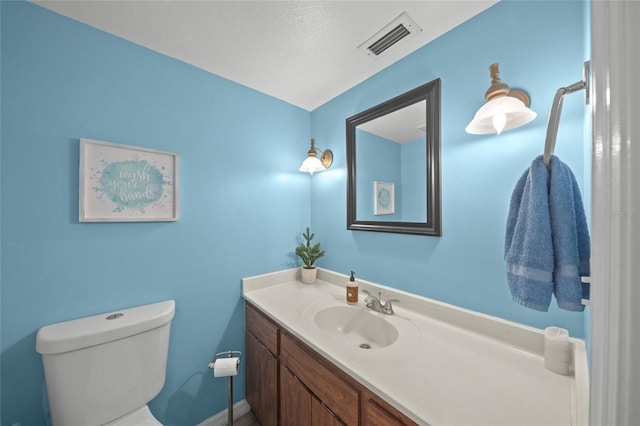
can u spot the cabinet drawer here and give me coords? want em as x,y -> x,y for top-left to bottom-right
246,303 -> 279,355
281,332 -> 359,425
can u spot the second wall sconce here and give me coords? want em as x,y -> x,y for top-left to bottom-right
466,63 -> 537,135
299,138 -> 333,175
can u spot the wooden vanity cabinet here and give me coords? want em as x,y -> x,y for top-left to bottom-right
245,304 -> 279,426
280,365 -> 312,425
312,397 -> 344,426
361,388 -> 418,426
245,302 -> 418,426
281,365 -> 344,426
280,331 -> 356,425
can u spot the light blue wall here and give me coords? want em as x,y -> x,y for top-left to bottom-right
311,0 -> 588,336
1,2 -> 311,425
401,138 -> 427,222
355,130 -> 401,221
1,1 -> 589,425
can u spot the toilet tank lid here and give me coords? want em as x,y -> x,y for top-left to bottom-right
36,300 -> 175,355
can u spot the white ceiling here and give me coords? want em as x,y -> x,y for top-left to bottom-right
32,0 -> 498,111
359,100 -> 426,144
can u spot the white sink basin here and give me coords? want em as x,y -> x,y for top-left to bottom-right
314,306 -> 399,349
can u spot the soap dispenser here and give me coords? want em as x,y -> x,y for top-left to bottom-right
347,271 -> 358,304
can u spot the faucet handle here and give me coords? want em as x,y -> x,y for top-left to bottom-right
382,298 -> 400,314
361,289 -> 374,302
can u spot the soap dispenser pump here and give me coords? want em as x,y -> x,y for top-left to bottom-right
347,271 -> 358,304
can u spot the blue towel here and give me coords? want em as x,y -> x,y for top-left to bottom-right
505,156 -> 554,311
548,156 -> 591,310
505,155 -> 590,312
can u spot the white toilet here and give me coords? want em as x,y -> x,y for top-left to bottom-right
36,300 -> 175,426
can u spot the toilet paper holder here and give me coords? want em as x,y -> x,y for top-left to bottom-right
208,350 -> 243,426
208,350 -> 243,370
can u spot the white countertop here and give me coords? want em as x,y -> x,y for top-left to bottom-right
243,268 -> 588,426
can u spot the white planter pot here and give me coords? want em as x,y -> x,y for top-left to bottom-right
301,267 -> 317,284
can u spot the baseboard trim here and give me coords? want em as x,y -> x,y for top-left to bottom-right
198,399 -> 251,426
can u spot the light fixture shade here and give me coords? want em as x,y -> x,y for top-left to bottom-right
299,138 -> 333,175
298,155 -> 326,175
466,95 -> 537,135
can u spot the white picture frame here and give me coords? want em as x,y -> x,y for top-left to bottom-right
374,181 -> 395,215
79,139 -> 179,222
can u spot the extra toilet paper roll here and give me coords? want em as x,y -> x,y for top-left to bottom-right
213,357 -> 240,377
544,326 -> 570,375
544,358 -> 570,376
544,327 -> 569,352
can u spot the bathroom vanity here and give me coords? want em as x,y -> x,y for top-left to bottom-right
242,268 -> 588,426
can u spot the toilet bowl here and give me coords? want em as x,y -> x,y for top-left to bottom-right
105,406 -> 162,426
36,300 -> 175,426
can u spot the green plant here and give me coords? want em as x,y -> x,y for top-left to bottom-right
295,227 -> 325,268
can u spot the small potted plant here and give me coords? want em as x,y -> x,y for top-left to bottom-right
295,227 -> 325,283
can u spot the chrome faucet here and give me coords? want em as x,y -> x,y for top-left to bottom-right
362,289 -> 399,315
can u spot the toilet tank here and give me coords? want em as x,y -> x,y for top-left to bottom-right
36,300 -> 175,426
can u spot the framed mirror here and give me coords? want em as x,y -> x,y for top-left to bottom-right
347,79 -> 441,236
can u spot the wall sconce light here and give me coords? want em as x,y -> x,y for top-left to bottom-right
298,138 -> 333,175
465,63 -> 537,135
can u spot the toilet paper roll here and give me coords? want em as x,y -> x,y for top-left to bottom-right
544,326 -> 569,350
213,357 -> 240,377
545,349 -> 570,362
544,326 -> 570,375
544,357 -> 570,375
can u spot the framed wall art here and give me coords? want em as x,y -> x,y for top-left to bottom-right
79,139 -> 179,222
374,181 -> 395,215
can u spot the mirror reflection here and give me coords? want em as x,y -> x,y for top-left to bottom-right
356,100 -> 427,222
347,79 -> 441,236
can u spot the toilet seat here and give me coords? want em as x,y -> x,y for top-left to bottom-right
105,405 -> 162,425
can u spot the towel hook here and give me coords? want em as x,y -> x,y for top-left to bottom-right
543,61 -> 590,165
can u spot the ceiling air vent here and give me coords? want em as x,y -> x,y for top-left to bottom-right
368,24 -> 411,56
358,12 -> 422,60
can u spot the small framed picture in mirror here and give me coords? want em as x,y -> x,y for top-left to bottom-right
374,181 -> 395,215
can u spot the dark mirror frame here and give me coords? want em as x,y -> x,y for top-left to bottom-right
347,78 -> 441,236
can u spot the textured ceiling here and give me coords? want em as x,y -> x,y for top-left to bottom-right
32,0 -> 498,111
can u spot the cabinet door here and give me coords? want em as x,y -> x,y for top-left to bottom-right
281,333 -> 359,425
245,330 -> 278,426
361,389 -> 418,426
312,397 -> 344,426
281,366 -> 312,426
